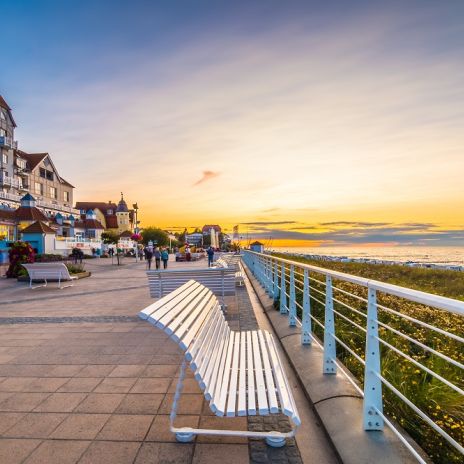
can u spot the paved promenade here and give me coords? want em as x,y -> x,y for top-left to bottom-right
0,257 -> 337,464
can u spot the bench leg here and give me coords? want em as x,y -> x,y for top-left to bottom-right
170,360 -> 298,446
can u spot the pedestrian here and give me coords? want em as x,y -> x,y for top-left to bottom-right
144,246 -> 153,270
207,246 -> 214,267
154,246 -> 161,269
185,245 -> 191,262
161,247 -> 169,269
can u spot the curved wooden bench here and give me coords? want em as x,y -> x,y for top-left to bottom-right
22,263 -> 77,289
139,280 -> 300,447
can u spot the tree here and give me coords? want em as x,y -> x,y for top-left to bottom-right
101,231 -> 119,245
141,227 -> 169,246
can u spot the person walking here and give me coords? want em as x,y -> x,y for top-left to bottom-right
185,245 -> 191,262
207,246 -> 214,267
154,246 -> 161,269
144,246 -> 153,270
161,247 -> 169,269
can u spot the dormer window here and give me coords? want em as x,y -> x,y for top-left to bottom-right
107,209 -> 113,215
0,112 -> 5,120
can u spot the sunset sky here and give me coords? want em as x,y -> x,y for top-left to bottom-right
2,1 -> 463,246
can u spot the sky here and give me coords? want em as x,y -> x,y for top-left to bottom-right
1,0 -> 463,246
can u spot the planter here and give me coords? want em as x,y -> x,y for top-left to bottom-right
17,271 -> 91,282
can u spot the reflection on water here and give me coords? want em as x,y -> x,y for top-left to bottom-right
270,246 -> 464,266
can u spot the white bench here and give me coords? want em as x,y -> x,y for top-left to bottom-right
147,268 -> 235,306
139,280 -> 300,447
22,262 -> 78,289
213,259 -> 244,286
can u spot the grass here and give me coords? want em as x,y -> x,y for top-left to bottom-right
271,252 -> 464,464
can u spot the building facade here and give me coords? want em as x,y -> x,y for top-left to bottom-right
0,95 -> 77,217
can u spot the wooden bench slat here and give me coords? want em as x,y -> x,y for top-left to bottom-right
141,280 -> 199,321
237,332 -> 247,416
164,286 -> 210,336
205,330 -> 230,402
213,329 -> 236,416
258,330 -> 279,414
226,332 -> 241,417
175,294 -> 216,350
246,331 -> 256,415
252,330 -> 269,415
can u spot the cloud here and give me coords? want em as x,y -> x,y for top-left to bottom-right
193,170 -> 220,186
320,221 -> 391,228
241,221 -> 297,226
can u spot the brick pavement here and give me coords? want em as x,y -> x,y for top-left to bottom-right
0,257 -> 309,463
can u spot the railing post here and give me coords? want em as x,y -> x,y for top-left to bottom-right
280,264 -> 287,314
265,257 -> 272,295
301,269 -> 311,345
363,287 -> 384,430
273,261 -> 279,300
323,275 -> 337,374
289,265 -> 296,326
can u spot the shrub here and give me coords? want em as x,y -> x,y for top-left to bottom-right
35,253 -> 64,262
6,241 -> 35,278
65,263 -> 85,274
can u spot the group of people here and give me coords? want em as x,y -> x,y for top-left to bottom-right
144,245 -> 169,270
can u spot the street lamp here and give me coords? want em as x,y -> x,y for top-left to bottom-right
132,203 -> 139,262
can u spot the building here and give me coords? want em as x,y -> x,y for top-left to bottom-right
75,193 -> 135,235
0,95 -> 77,217
202,224 -> 221,235
185,233 -> 203,246
250,241 -> 265,253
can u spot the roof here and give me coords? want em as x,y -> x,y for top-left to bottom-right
21,221 -> 56,234
0,209 -> 16,222
105,215 -> 118,228
0,95 -> 16,127
75,202 -> 117,214
15,206 -> 48,222
116,197 -> 129,213
74,219 -> 104,230
60,177 -> 75,188
250,241 -> 264,246
120,230 -> 133,238
21,193 -> 35,202
16,151 -> 48,171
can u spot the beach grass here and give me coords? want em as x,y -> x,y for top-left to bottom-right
271,252 -> 464,463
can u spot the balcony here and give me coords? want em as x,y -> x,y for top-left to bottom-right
0,136 -> 18,150
0,173 -> 22,189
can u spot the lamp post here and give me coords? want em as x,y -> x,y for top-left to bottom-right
133,202 -> 139,263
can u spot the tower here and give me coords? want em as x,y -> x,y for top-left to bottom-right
116,192 -> 130,234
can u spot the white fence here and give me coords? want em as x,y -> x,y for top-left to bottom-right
243,250 -> 464,462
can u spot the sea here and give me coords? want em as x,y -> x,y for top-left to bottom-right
270,246 -> 464,266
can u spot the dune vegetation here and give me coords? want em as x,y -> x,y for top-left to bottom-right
271,253 -> 464,463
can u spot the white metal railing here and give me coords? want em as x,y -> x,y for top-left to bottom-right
243,250 -> 464,462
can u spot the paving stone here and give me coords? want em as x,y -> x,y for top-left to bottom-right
115,393 -> 164,415
78,440 -> 140,464
158,394 -> 204,415
23,439 -> 90,464
74,393 -> 125,413
57,377 -> 102,393
96,414 -> 153,441
192,443 -> 249,464
141,364 -> 178,378
0,438 -> 42,464
75,365 -> 116,377
3,412 -> 67,438
0,412 -> 26,434
130,378 -> 171,394
197,416 -> 248,444
94,377 -> 137,393
146,414 -> 199,442
134,442 -> 194,464
33,393 -> 87,413
0,393 -> 51,412
108,365 -> 146,377
50,413 -> 110,440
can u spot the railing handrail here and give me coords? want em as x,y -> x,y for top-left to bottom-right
245,250 -> 464,316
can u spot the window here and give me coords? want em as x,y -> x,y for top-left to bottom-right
46,170 -> 54,181
39,168 -> 46,178
39,168 -> 54,181
16,158 -> 26,169
0,112 -> 5,120
64,191 -> 70,202
0,129 -> 5,136
107,209 -> 113,215
2,153 -> 7,164
35,182 -> 43,195
50,187 -> 57,199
